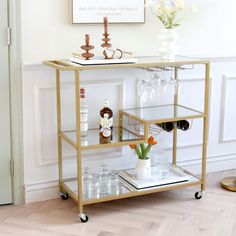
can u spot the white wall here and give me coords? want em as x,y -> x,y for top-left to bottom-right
21,0 -> 236,63
21,0 -> 236,203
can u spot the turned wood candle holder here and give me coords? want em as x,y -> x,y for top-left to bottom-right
81,34 -> 94,60
101,17 -> 112,49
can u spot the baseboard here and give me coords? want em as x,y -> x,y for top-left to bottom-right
24,180 -> 59,204
24,154 -> 236,204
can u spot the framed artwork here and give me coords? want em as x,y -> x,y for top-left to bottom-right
72,0 -> 145,24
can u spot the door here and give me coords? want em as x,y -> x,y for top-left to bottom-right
0,0 -> 12,205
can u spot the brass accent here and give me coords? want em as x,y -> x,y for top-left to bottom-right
201,63 -> 210,191
74,70 -> 84,214
43,56 -> 209,71
83,180 -> 202,205
56,70 -> 63,192
172,67 -> 179,165
221,177 -> 236,192
44,56 -> 210,216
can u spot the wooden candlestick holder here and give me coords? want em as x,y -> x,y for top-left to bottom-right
101,17 -> 112,49
81,34 -> 94,60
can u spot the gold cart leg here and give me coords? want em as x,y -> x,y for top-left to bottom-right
75,70 -> 85,219
201,63 -> 210,191
143,123 -> 149,141
118,110 -> 123,141
56,69 -> 63,192
172,67 -> 179,166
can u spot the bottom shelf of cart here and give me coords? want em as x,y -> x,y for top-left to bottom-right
62,175 -> 202,206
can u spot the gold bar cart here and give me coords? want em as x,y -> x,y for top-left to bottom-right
44,56 -> 210,223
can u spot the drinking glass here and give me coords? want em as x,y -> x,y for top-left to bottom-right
82,167 -> 91,199
99,164 -> 110,195
88,173 -> 100,199
82,167 -> 91,183
109,170 -> 120,195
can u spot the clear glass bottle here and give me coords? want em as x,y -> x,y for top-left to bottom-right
80,88 -> 88,137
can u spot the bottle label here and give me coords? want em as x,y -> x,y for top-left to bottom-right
100,116 -> 113,128
102,129 -> 111,138
80,123 -> 88,132
80,113 -> 88,122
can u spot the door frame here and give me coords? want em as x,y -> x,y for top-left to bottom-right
8,0 -> 24,205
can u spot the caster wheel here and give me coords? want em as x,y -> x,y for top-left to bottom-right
195,191 -> 203,200
59,191 -> 69,200
80,213 -> 89,223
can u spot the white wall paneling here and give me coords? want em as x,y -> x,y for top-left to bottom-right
220,76 -> 236,143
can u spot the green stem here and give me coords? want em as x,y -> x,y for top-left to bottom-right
134,146 -> 141,158
140,143 -> 145,157
142,144 -> 152,158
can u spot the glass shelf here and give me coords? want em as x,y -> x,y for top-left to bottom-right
121,104 -> 204,124
61,127 -> 144,150
63,165 -> 200,205
44,56 -> 209,71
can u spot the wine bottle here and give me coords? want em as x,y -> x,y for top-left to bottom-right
177,120 -> 190,131
100,99 -> 113,132
80,88 -> 88,137
156,122 -> 174,132
99,113 -> 112,144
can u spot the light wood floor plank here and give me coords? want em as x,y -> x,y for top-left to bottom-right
0,169 -> 235,236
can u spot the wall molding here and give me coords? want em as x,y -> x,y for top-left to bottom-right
33,79 -> 126,167
219,75 -> 236,143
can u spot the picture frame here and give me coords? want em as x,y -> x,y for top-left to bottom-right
72,0 -> 145,24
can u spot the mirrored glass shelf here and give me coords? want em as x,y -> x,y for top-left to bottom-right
121,104 -> 204,124
61,127 -> 144,150
63,165 -> 200,205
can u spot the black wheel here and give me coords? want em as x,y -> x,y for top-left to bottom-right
60,192 -> 69,200
195,191 -> 202,200
80,214 -> 89,223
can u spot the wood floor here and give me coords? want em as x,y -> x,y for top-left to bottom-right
0,169 -> 236,236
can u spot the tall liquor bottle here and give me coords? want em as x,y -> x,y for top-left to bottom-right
80,88 -> 88,136
99,113 -> 112,144
100,99 -> 113,132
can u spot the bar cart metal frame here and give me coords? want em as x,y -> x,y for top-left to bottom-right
44,56 -> 210,223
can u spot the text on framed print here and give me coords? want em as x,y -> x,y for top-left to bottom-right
72,0 -> 145,23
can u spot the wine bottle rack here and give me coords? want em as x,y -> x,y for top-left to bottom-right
44,56 -> 210,223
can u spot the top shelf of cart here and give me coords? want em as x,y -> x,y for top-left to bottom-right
43,56 -> 209,71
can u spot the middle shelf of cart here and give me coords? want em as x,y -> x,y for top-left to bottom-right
60,104 -> 205,150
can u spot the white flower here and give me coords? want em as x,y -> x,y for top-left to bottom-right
174,0 -> 185,9
191,4 -> 198,12
149,0 -> 197,29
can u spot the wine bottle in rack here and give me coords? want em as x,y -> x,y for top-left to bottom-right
100,99 -> 113,132
177,120 -> 190,131
80,88 -> 88,137
99,113 -> 112,144
156,122 -> 174,132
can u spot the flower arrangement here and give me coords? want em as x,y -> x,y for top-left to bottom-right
147,0 -> 197,29
129,136 -> 158,160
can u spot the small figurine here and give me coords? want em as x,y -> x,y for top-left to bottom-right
101,17 -> 112,52
81,34 -> 94,60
